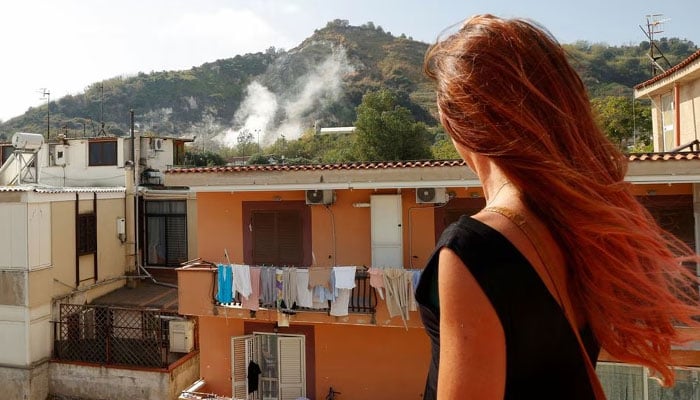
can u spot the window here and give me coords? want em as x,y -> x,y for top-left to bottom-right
145,200 -> 188,266
89,140 -> 117,166
77,213 -> 97,255
243,201 -> 311,266
1,145 -> 13,165
660,93 -> 675,151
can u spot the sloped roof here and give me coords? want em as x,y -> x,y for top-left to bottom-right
635,48 -> 700,90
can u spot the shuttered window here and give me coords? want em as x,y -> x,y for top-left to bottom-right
77,213 -> 97,255
252,210 -> 303,266
88,140 -> 118,166
244,201 -> 311,267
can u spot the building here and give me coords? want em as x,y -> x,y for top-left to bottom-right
635,49 -> 700,153
0,132 -> 199,400
166,156 -> 700,400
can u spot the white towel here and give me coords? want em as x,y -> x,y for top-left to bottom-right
330,288 -> 351,316
232,264 -> 252,299
296,269 -> 314,308
333,266 -> 356,289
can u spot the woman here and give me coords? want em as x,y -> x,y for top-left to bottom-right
415,14 -> 700,399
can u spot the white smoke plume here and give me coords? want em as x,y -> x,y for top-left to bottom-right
217,47 -> 354,147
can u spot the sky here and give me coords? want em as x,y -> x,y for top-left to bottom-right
1,0 -> 698,122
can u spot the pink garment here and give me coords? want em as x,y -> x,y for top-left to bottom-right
368,267 -> 385,300
241,266 -> 261,311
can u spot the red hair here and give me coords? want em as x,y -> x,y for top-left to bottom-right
425,14 -> 699,385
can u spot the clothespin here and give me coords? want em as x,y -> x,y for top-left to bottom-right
224,249 -> 232,265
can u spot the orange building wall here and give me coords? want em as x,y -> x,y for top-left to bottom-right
314,323 -> 430,399
195,189 -> 441,269
197,316 -> 430,399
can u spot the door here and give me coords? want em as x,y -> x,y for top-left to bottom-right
232,334 -> 305,400
371,194 -> 403,267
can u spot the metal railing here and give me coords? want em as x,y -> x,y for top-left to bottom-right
53,303 -> 180,368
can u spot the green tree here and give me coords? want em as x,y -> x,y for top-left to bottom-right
591,96 -> 652,151
353,89 -> 431,161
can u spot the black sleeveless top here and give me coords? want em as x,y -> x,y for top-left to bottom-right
415,216 -> 599,399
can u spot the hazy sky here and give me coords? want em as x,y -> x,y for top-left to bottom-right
1,0 -> 698,122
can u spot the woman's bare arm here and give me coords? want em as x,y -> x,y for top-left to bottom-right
437,247 -> 506,399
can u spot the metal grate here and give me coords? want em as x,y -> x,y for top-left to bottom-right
349,270 -> 377,313
54,304 -> 180,368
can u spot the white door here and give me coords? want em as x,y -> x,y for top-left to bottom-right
232,334 -> 305,400
371,194 -> 403,267
231,335 -> 262,400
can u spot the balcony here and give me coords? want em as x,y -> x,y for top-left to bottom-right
177,262 -> 425,329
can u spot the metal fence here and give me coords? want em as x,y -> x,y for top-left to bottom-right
53,303 -> 180,368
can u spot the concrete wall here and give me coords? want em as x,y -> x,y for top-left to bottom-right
50,354 -> 200,400
0,362 -> 49,400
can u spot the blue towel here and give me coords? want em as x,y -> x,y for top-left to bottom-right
217,264 -> 233,303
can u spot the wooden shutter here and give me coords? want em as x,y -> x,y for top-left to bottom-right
231,335 -> 253,399
252,210 -> 303,266
277,336 -> 305,400
277,211 -> 302,266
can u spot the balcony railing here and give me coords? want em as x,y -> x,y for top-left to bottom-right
53,303 -> 182,368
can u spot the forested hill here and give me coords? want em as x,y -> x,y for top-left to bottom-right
0,19 -> 696,147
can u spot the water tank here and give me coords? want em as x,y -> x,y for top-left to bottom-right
12,132 -> 44,151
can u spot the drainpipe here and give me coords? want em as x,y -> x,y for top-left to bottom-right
675,82 -> 681,147
124,162 -> 137,279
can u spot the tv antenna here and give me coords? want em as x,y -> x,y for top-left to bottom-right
38,88 -> 50,139
639,14 -> 672,76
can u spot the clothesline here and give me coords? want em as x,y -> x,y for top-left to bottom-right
215,264 -> 422,321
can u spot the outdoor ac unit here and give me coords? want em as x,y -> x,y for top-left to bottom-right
305,189 -> 334,205
152,138 -> 164,151
416,187 -> 447,204
169,319 -> 194,353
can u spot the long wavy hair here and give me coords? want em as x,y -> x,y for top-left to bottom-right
425,14 -> 699,385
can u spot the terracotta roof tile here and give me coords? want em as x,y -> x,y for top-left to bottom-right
635,49 -> 700,89
166,159 -> 468,174
166,155 -> 699,175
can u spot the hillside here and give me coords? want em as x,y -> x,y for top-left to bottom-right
0,19 -> 696,149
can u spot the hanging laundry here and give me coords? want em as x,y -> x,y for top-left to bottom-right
308,267 -> 332,291
241,266 -> 261,311
232,264 -> 252,299
295,269 -> 314,308
330,288 -> 352,316
260,267 -> 276,307
275,268 -> 284,309
406,270 -> 420,312
368,267 -> 386,300
384,267 -> 411,329
216,264 -> 233,304
333,266 -> 357,289
282,267 -> 298,310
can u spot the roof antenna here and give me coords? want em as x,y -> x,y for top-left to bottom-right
96,82 -> 107,136
639,14 -> 672,76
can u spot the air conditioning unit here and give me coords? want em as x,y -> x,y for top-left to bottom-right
305,189 -> 334,205
151,138 -> 164,151
416,187 -> 447,204
169,319 -> 194,353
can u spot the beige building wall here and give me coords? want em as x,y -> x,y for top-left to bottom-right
0,190 -> 128,399
678,79 -> 700,145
